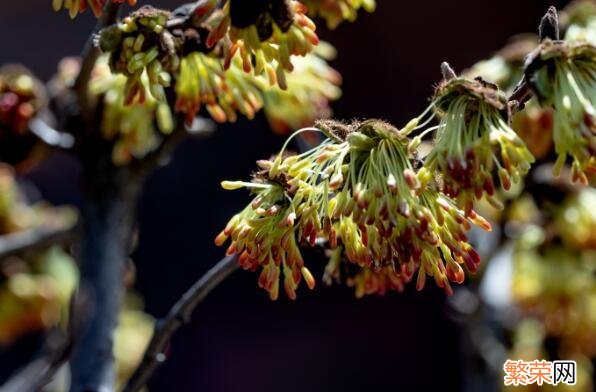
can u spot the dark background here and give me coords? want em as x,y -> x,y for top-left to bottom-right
0,1 -> 570,391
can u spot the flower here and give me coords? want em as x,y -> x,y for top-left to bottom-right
52,0 -> 137,19
98,6 -> 178,104
175,53 -> 264,123
300,0 -> 376,29
260,41 -> 342,134
209,0 -> 319,88
89,57 -> 175,164
556,188 -> 596,249
526,40 -> 596,184
215,179 -> 315,300
419,77 -> 534,214
51,56 -> 174,165
218,119 -> 490,298
175,41 -> 341,127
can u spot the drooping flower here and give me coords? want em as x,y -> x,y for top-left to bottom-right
98,6 -> 178,104
215,178 -> 315,300
175,41 -> 341,127
89,57 -> 175,164
52,56 -> 174,165
260,41 -> 342,134
418,77 -> 535,214
52,0 -> 137,19
556,188 -> 596,249
525,40 -> 596,183
209,0 -> 319,88
175,52 -> 264,124
218,119 -> 490,298
300,0 -> 376,29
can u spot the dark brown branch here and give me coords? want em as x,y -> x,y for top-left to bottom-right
73,1 -> 122,120
539,6 -> 559,41
0,221 -> 77,261
507,6 -> 560,115
123,254 -> 239,392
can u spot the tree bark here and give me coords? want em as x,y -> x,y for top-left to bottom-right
68,162 -> 141,392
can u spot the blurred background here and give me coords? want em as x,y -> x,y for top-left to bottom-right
0,1 -> 588,391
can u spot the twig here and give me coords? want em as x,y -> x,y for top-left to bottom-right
73,1 -> 122,120
507,6 -> 560,115
0,223 -> 77,261
539,6 -> 559,41
123,254 -> 239,392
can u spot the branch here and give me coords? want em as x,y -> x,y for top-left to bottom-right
123,254 -> 239,392
508,6 -> 560,115
0,221 -> 77,261
73,1 -> 122,120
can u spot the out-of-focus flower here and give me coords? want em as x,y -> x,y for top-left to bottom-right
556,188 -> 596,249
52,56 -> 174,165
114,294 -> 154,389
301,0 -> 376,29
526,41 -> 596,184
419,77 -> 534,214
98,6 -> 178,104
89,57 -> 175,164
218,119 -> 489,298
561,0 -> 596,39
175,53 -> 264,124
52,0 -> 137,19
175,41 -> 341,127
0,247 -> 78,346
260,41 -> 342,134
0,65 -> 47,168
0,165 -> 42,234
0,167 -> 78,346
209,0 -> 319,88
512,229 -> 596,361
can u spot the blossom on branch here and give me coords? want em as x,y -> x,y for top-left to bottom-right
209,0 -> 319,88
98,6 -> 178,104
217,119 -> 490,298
418,77 -> 534,214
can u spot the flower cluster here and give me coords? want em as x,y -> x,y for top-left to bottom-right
511,191 -> 596,358
418,77 -> 534,214
260,42 -> 342,134
300,0 -> 376,29
217,119 -> 490,298
209,0 -> 319,87
215,180 -> 316,300
98,7 -> 178,104
175,53 -> 264,124
175,41 -> 341,127
526,40 -> 596,184
52,0 -> 136,19
52,56 -> 174,165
